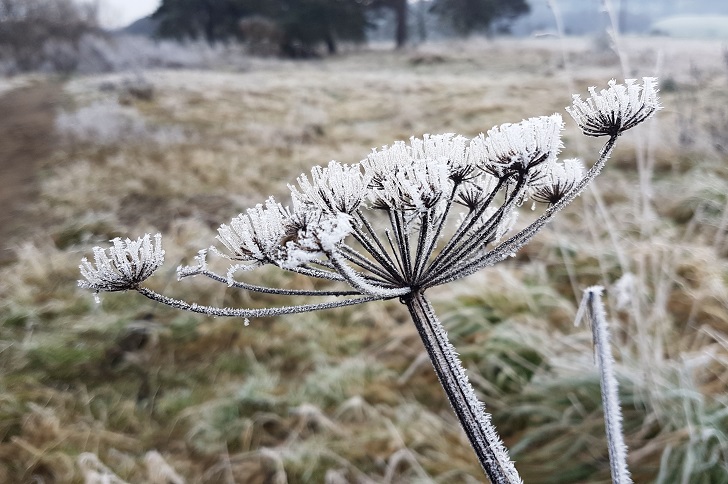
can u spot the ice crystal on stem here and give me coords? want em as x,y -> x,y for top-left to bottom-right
79,79 -> 660,483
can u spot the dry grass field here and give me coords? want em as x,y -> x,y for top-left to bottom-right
1,36 -> 727,483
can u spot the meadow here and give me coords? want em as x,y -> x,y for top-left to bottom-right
1,36 -> 727,483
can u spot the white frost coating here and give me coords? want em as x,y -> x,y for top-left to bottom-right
409,133 -> 474,181
225,263 -> 255,286
411,294 -> 523,484
316,212 -> 354,251
578,287 -> 632,484
279,211 -> 353,269
176,249 -> 209,280
494,210 -> 519,242
531,158 -> 585,205
566,77 -> 661,137
78,233 -> 164,296
361,139 -> 409,185
369,156 -> 452,212
290,160 -> 368,214
329,251 -> 410,299
471,114 -> 564,176
361,133 -> 470,198
216,197 -> 289,265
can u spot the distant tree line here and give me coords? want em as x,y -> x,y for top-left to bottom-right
0,0 -> 100,72
0,0 -> 531,72
151,0 -> 530,57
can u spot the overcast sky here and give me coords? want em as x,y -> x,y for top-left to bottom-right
96,0 -> 161,29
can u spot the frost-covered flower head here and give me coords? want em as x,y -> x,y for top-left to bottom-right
410,133 -> 475,182
378,158 -> 451,212
290,161 -> 367,214
216,197 -> 289,266
566,77 -> 660,137
532,158 -> 585,205
472,114 -> 564,181
362,139 -> 453,212
279,210 -> 353,269
78,234 -> 164,296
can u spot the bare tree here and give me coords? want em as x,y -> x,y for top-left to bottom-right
0,0 -> 101,73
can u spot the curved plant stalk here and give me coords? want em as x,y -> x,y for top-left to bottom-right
136,287 -> 381,318
404,291 -> 522,484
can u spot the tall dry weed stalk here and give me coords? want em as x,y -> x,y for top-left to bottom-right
576,286 -> 631,483
79,79 -> 660,482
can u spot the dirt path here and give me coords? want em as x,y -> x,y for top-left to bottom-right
0,82 -> 62,262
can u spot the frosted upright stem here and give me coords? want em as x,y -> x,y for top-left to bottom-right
580,286 -> 632,484
404,291 -> 522,484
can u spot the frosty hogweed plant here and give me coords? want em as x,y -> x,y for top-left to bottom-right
79,78 -> 660,483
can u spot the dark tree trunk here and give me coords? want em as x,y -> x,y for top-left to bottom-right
202,0 -> 216,45
416,0 -> 427,43
324,28 -> 337,55
393,0 -> 407,49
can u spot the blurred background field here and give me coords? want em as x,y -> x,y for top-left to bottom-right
1,1 -> 728,483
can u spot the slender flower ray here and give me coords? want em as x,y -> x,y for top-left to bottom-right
412,184 -> 460,281
411,208 -> 432,281
383,228 -> 407,277
389,208 -> 412,281
179,265 -> 361,297
328,252 -> 411,298
137,287 -> 381,318
424,136 -> 618,288
424,176 -> 507,276
352,210 -> 404,282
338,244 -> 397,282
424,174 -> 528,281
283,264 -> 346,281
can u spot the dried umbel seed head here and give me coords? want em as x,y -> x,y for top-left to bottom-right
455,174 -> 498,211
532,158 -> 585,205
78,233 -> 164,298
216,197 -> 290,266
471,114 -> 564,181
409,133 -> 475,183
566,77 -> 661,137
362,138 -> 455,212
279,210 -> 353,269
361,133 -> 470,191
290,160 -> 367,214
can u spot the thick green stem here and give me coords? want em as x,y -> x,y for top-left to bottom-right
403,291 -> 522,484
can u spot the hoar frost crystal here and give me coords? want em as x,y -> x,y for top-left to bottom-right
80,78 -> 660,484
